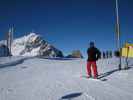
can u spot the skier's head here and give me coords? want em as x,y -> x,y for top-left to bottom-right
90,42 -> 95,47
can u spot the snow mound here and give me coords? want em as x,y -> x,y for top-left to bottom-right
0,57 -> 27,68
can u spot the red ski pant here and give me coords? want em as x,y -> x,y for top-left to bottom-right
87,61 -> 98,78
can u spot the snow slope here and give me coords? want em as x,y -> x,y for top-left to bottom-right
0,57 -> 133,100
0,56 -> 32,68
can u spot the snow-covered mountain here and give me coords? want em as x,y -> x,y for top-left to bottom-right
11,33 -> 63,57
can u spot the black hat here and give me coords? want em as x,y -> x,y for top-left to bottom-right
90,42 -> 94,45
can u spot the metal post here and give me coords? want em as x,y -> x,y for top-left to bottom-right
9,28 -> 11,55
6,32 -> 9,56
8,27 -> 13,56
11,27 -> 14,55
115,0 -> 122,70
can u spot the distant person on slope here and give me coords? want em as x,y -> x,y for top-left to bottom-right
87,42 -> 101,79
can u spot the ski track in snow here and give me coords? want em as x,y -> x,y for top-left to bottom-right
0,57 -> 133,100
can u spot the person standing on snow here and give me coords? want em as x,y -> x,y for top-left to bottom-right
87,42 -> 101,79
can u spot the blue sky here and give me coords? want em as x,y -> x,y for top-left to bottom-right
0,0 -> 133,56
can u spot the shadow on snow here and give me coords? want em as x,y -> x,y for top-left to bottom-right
99,67 -> 133,79
60,92 -> 82,100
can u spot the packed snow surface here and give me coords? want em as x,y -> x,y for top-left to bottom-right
0,57 -> 133,100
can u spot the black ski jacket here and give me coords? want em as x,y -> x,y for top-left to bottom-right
87,47 -> 101,61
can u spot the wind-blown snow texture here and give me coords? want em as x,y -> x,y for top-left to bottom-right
11,33 -> 63,57
0,57 -> 133,100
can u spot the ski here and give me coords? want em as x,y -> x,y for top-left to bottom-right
81,75 -> 107,81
